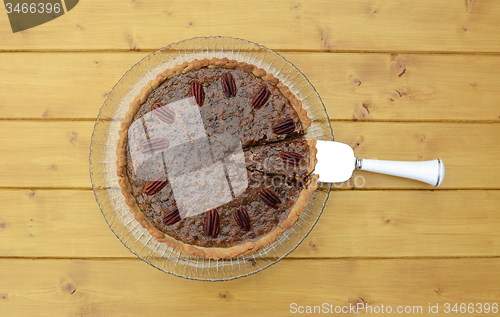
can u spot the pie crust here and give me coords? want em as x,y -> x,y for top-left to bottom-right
116,57 -> 318,259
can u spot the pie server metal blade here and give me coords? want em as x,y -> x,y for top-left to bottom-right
314,140 -> 445,187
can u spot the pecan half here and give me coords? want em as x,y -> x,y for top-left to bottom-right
279,152 -> 304,167
273,118 -> 295,135
140,138 -> 169,154
251,86 -> 271,109
190,81 -> 205,106
163,206 -> 181,225
234,207 -> 251,231
203,209 -> 220,238
143,173 -> 168,195
153,103 -> 175,124
259,188 -> 281,209
221,73 -> 236,97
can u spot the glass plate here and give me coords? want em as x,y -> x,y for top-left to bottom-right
90,37 -> 333,281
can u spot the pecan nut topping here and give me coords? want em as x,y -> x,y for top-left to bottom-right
190,81 -> 205,106
163,206 -> 181,225
273,118 -> 295,135
221,73 -> 236,97
234,207 -> 251,231
143,173 -> 168,195
251,85 -> 271,109
140,138 -> 169,154
279,152 -> 304,167
153,103 -> 175,124
203,209 -> 220,238
259,188 -> 281,209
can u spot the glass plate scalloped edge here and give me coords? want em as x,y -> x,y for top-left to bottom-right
89,36 -> 334,281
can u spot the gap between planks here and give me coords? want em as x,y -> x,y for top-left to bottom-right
2,49 -> 500,56
0,255 -> 499,261
0,118 -> 498,124
1,187 -> 499,191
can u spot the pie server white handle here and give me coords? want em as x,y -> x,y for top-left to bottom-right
315,140 -> 445,187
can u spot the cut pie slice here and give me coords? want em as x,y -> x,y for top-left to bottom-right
245,138 -> 318,182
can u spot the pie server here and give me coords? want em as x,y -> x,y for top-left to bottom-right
314,140 -> 445,187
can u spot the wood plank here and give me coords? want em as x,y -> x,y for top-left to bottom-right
0,190 -> 130,258
0,258 -> 498,316
0,121 -> 92,188
294,53 -> 500,122
0,121 -> 497,189
0,1 -> 499,52
1,190 -> 498,258
332,122 -> 500,189
1,52 -> 500,121
296,190 -> 500,258
0,52 -> 139,119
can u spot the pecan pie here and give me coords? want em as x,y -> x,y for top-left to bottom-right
117,57 -> 318,259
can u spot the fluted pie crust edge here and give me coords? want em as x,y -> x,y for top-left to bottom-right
116,57 -> 318,259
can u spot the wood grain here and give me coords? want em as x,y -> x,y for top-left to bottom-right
297,190 -> 500,258
293,53 -> 500,122
0,190 -> 130,258
0,121 -> 497,189
0,258 -> 498,316
1,52 -> 500,121
0,1 -> 499,52
0,189 -> 498,259
0,121 -> 92,188
332,122 -> 500,189
0,52 -> 135,119
0,0 -> 498,315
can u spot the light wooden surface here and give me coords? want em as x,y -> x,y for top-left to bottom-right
1,190 -> 499,259
2,52 -> 500,121
0,121 -> 498,188
1,258 -> 499,316
0,1 -> 499,316
0,0 -> 499,52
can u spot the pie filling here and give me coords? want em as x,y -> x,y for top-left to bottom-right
119,58 -> 317,256
127,168 -> 304,248
130,67 -> 304,148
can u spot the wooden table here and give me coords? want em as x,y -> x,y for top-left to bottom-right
1,1 -> 499,316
